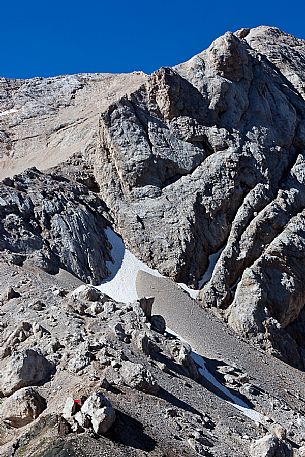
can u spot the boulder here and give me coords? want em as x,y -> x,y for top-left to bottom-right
178,344 -> 199,380
62,397 -> 78,420
250,434 -> 292,457
138,296 -> 154,319
0,349 -> 54,396
71,285 -> 102,302
75,392 -> 115,435
0,286 -> 20,301
0,387 -> 46,427
151,315 -> 166,334
298,446 -> 305,457
119,361 -> 159,394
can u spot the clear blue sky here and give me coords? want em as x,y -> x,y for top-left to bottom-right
1,0 -> 305,79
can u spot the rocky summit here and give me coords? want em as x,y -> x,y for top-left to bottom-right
1,25 -> 305,456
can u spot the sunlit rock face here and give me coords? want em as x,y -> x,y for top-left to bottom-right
2,26 -> 305,369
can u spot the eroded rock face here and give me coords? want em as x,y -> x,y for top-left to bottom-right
0,72 -> 147,179
2,26 -> 305,370
0,168 -> 111,284
90,27 -> 305,367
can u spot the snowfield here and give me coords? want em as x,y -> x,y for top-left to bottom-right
96,228 -> 162,303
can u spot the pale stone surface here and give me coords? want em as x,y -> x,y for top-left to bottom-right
0,387 -> 46,427
119,360 -> 159,394
77,392 -> 115,435
249,434 -> 292,457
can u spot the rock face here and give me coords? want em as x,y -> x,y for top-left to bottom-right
0,72 -> 147,179
0,167 -> 111,284
1,28 -> 305,366
2,25 -> 305,457
89,26 -> 305,368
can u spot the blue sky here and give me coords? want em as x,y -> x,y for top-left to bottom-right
1,0 -> 305,78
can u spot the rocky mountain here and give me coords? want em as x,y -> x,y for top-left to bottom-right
1,25 -> 305,456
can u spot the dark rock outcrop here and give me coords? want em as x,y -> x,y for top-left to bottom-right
0,168 -> 111,284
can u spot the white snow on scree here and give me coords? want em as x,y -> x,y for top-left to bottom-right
167,328 -> 265,425
96,228 -> 162,303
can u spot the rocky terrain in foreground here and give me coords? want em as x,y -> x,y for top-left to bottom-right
1,25 -> 305,456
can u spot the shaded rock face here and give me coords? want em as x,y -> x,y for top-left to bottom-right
0,168 -> 111,284
92,28 -> 305,368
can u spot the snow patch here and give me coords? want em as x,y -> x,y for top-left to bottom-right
177,282 -> 199,299
96,228 -> 162,303
167,327 -> 265,425
95,227 -> 200,302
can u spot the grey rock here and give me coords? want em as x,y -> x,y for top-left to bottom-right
0,286 -> 19,301
249,434 -> 292,457
119,360 -> 159,394
62,397 -> 78,420
151,314 -> 166,334
178,344 -> 199,380
0,168 -> 111,284
0,348 -> 54,396
68,352 -> 93,373
0,72 -> 147,180
0,387 -> 46,428
75,392 -> 115,435
71,285 -> 103,302
138,296 -> 154,319
87,27 -> 305,366
28,300 -> 45,311
132,331 -> 157,356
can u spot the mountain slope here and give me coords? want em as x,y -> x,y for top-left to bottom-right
1,25 -> 305,457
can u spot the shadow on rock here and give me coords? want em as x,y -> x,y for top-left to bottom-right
158,387 -> 202,416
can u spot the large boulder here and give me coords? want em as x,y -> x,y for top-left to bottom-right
0,387 -> 46,427
250,434 -> 292,457
119,361 -> 159,394
63,393 -> 116,435
71,285 -> 104,302
0,349 -> 54,396
76,393 -> 116,435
